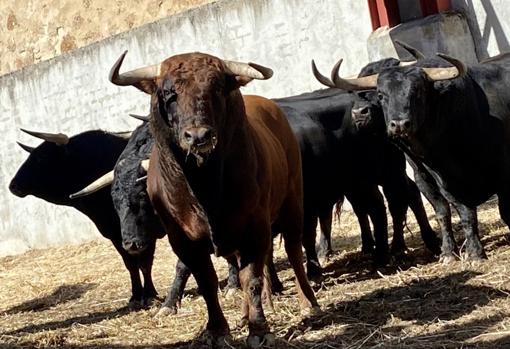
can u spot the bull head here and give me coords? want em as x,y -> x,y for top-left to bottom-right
109,51 -> 273,164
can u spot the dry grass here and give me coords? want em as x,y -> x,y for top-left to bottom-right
1,199 -> 510,348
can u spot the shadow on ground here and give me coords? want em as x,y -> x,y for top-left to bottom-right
1,283 -> 97,315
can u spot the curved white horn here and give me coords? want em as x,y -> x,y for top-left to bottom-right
69,170 -> 114,199
109,50 -> 161,86
223,60 -> 273,80
331,59 -> 378,90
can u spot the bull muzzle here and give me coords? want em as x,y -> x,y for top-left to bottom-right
122,238 -> 149,255
352,106 -> 372,129
181,126 -> 217,156
387,118 -> 412,138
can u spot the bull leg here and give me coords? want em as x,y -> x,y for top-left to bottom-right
449,201 -> 486,260
139,240 -> 158,306
406,155 -> 457,262
302,212 -> 322,282
111,240 -> 143,306
347,187 -> 388,266
267,242 -> 284,293
353,209 -> 375,255
367,187 -> 389,266
167,235 -> 229,339
239,226 -> 273,348
225,255 -> 241,291
157,259 -> 192,316
406,175 -> 441,255
317,206 -> 334,264
279,197 -> 320,316
498,190 -> 510,232
382,183 -> 408,259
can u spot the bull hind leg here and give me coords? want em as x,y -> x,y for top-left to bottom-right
111,240 -> 144,307
347,187 -> 389,266
317,206 -> 334,264
238,233 -> 274,348
302,212 -> 323,281
406,176 -> 441,255
449,200 -> 486,260
225,255 -> 241,291
139,241 -> 158,306
406,155 -> 457,263
382,179 -> 409,259
279,197 -> 320,315
167,236 -> 229,340
156,259 -> 192,317
498,191 -> 510,234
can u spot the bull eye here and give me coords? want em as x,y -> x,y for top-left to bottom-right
377,93 -> 384,101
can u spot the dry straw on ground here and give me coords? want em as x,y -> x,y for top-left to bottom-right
1,198 -> 510,348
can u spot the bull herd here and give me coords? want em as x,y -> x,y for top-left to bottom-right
8,41 -> 510,346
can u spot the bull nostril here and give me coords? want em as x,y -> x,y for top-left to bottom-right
183,131 -> 195,144
360,107 -> 369,115
403,120 -> 411,130
199,128 -> 211,142
389,120 -> 397,129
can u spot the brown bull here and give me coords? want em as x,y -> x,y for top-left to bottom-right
109,51 -> 319,346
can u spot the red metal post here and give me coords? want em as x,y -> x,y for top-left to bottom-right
419,0 -> 451,17
376,0 -> 401,28
368,0 -> 381,31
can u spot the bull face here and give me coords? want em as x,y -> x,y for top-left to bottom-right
155,55 -> 234,160
109,51 -> 272,165
376,68 -> 433,140
10,130 -> 126,205
352,90 -> 386,134
111,160 -> 165,255
10,142 -> 72,202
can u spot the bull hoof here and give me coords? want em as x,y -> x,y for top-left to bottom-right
128,298 -> 143,310
198,331 -> 233,349
153,305 -> 177,318
141,296 -> 159,307
466,251 -> 487,262
271,280 -> 284,294
439,254 -> 457,265
300,305 -> 322,319
224,287 -> 241,299
247,332 -> 275,348
423,233 -> 441,255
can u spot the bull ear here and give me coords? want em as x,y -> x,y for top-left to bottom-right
134,80 -> 157,94
234,76 -> 254,86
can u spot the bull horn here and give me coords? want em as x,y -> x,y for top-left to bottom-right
311,60 -> 335,88
129,113 -> 150,122
140,159 -> 150,172
69,170 -> 114,199
395,40 -> 425,60
223,60 -> 273,80
422,53 -> 467,81
115,131 -> 132,140
331,59 -> 378,90
109,50 -> 161,86
16,141 -> 35,153
20,128 -> 69,145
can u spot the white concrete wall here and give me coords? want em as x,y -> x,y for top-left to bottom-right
451,0 -> 510,60
0,0 -> 373,256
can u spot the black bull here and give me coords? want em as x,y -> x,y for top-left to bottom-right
8,130 -> 160,306
335,54 -> 510,262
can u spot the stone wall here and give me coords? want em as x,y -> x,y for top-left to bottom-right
0,0 -> 213,75
0,0 -> 373,256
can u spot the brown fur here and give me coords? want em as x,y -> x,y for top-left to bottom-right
145,52 -> 318,341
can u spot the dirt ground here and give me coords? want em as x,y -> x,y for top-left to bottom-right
1,199 -> 510,348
